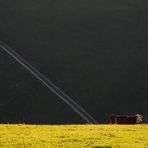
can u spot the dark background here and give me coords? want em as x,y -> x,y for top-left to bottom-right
0,0 -> 148,123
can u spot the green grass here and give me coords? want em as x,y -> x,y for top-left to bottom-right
0,124 -> 148,148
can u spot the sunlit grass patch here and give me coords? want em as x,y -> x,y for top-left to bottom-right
0,124 -> 147,147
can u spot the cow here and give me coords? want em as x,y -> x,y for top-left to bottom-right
110,114 -> 143,124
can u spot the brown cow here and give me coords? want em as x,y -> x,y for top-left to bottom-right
110,114 -> 143,124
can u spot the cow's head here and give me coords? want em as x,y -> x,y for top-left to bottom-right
135,114 -> 143,123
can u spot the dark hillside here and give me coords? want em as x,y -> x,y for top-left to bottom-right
0,0 -> 148,123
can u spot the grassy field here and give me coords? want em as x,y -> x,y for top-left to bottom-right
0,124 -> 147,148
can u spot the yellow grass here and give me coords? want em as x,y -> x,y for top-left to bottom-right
0,124 -> 148,148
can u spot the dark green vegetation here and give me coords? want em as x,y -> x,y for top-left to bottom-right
0,0 -> 148,123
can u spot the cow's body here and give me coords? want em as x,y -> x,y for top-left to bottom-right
110,114 -> 143,124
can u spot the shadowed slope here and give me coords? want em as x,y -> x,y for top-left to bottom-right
0,0 -> 148,123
